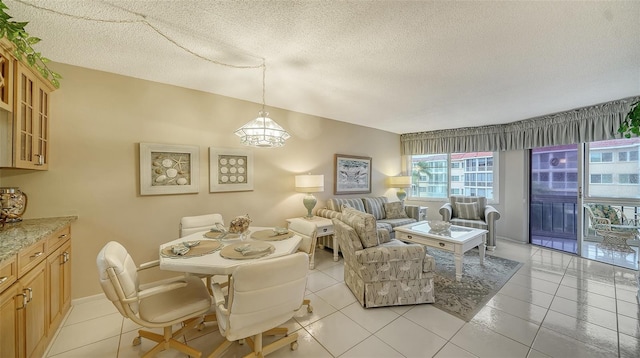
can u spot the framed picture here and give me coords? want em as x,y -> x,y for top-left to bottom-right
209,147 -> 254,192
139,143 -> 199,195
334,154 -> 372,195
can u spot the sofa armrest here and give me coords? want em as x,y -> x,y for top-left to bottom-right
404,205 -> 426,221
439,203 -> 452,221
354,242 -> 426,264
485,205 -> 501,222
316,208 -> 344,221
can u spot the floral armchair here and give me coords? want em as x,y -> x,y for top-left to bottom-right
584,203 -> 638,252
332,208 -> 435,308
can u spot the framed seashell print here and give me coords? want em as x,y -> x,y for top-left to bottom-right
209,147 -> 254,192
139,143 -> 199,195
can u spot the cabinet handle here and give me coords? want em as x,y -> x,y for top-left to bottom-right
63,252 -> 70,263
58,234 -> 68,239
407,235 -> 413,239
17,293 -> 27,310
0,276 -> 7,284
322,228 -> 328,232
30,251 -> 43,259
439,242 -> 445,247
34,154 -> 44,165
25,287 -> 33,302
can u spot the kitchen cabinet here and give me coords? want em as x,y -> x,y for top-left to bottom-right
47,232 -> 71,333
0,221 -> 73,357
13,62 -> 54,170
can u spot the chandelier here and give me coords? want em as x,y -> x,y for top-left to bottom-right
235,60 -> 291,148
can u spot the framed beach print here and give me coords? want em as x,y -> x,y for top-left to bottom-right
139,143 -> 199,195
209,147 -> 254,192
334,154 -> 372,195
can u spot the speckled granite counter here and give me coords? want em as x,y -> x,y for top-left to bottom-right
0,216 -> 77,264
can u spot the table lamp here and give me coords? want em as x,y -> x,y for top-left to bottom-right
387,176 -> 411,201
295,174 -> 324,219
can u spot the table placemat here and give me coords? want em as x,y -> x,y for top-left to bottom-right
161,240 -> 222,258
220,241 -> 275,260
203,231 -> 240,240
251,229 -> 295,241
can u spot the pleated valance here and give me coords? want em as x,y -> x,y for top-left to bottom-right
400,96 -> 640,155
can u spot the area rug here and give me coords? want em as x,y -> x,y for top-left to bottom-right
429,248 -> 523,321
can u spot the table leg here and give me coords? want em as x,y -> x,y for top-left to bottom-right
455,253 -> 462,282
479,235 -> 486,266
332,235 -> 339,262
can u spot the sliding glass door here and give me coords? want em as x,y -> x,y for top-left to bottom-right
530,145 -> 580,254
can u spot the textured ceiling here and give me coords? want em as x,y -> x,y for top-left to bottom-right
5,0 -> 640,134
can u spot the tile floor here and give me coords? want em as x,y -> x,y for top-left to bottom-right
44,240 -> 639,358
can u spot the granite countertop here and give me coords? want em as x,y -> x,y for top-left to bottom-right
0,216 -> 78,265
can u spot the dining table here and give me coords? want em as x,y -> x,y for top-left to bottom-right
159,226 -> 302,276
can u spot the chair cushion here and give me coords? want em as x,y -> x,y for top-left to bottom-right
451,196 -> 486,219
139,276 -> 211,323
342,206 -> 379,248
588,204 -> 622,225
455,202 -> 481,220
450,218 -> 488,230
362,197 -> 388,220
383,202 -> 409,219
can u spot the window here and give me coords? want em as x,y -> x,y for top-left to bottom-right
409,152 -> 498,201
590,152 -> 613,162
590,174 -> 613,184
619,151 -> 639,162
619,174 -> 639,184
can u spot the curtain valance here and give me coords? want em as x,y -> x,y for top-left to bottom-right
400,96 -> 640,155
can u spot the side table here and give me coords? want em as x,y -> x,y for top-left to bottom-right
286,216 -> 337,265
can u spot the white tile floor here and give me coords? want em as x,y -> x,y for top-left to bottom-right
44,240 -> 639,358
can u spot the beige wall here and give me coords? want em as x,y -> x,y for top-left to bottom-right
0,63 -> 404,299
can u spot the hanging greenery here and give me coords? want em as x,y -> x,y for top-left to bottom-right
0,0 -> 60,88
618,101 -> 640,138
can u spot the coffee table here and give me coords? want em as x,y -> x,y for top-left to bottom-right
395,221 -> 488,281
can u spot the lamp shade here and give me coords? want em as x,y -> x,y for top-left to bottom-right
235,111 -> 291,148
387,176 -> 411,188
295,174 -> 324,193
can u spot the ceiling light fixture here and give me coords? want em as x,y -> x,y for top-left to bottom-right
235,60 -> 290,148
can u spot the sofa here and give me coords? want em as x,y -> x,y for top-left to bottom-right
316,197 -> 426,237
332,209 -> 435,308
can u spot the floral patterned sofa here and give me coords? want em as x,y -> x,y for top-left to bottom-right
316,197 -> 426,237
331,207 -> 435,308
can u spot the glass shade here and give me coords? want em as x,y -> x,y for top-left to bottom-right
235,111 -> 291,148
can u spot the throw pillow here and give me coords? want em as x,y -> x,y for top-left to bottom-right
342,206 -> 379,248
456,202 -> 480,220
383,202 -> 409,219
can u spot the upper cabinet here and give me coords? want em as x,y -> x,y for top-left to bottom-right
0,39 -> 56,170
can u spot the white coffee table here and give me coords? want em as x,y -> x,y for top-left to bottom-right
395,221 -> 488,281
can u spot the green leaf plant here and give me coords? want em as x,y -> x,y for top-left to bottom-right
0,0 -> 61,88
618,100 -> 640,138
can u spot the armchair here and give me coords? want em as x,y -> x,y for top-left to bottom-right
96,241 -> 211,358
584,204 -> 638,253
332,208 -> 435,308
439,195 -> 501,250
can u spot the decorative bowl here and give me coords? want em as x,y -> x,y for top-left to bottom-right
429,220 -> 451,232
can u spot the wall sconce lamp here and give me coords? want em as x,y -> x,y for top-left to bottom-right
387,176 -> 411,201
295,174 -> 324,219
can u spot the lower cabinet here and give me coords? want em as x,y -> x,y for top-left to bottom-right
0,224 -> 72,358
0,284 -> 19,358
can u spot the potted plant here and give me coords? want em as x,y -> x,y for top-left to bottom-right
0,0 -> 60,88
618,100 -> 640,138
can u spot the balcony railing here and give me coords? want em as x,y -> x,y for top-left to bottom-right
530,195 -> 577,240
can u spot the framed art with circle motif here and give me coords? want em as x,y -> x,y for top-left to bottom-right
209,147 -> 254,192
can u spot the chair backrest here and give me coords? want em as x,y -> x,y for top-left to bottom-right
223,252 -> 309,341
96,241 -> 140,317
180,213 -> 224,237
326,198 -> 366,213
450,195 -> 487,220
585,204 -> 622,225
288,219 -> 317,254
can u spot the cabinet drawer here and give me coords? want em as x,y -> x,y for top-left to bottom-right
316,224 -> 334,237
423,239 -> 454,251
17,240 -> 47,277
0,255 -> 17,293
47,226 -> 71,253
